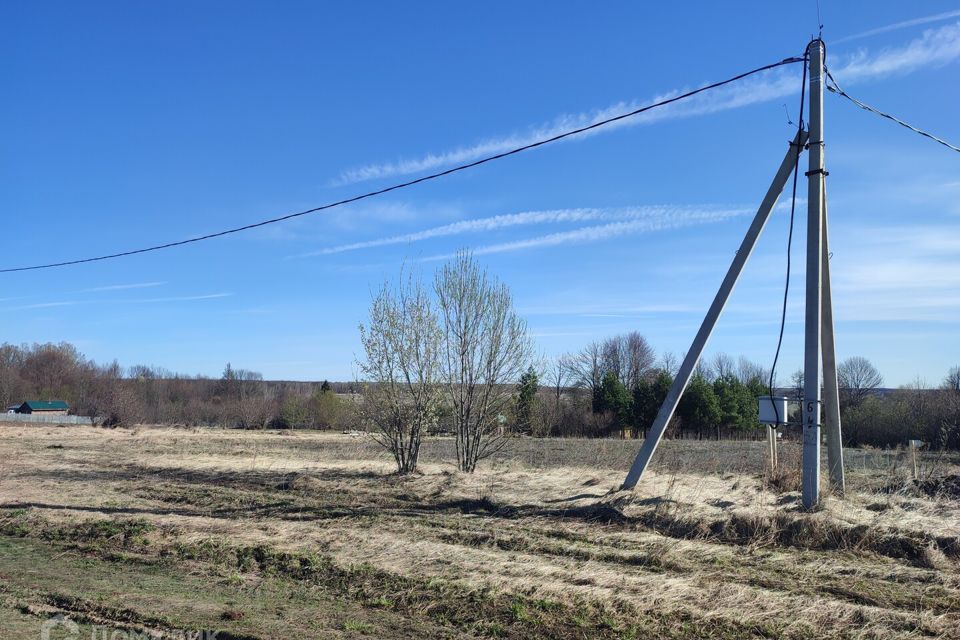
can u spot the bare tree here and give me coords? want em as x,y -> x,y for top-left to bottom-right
710,352 -> 736,380
838,356 -> 884,409
572,333 -> 654,395
657,351 -> 680,376
619,331 -> 656,388
435,252 -> 533,472
358,271 -> 443,474
218,364 -> 271,428
944,366 -> 960,393
736,356 -> 767,384
570,340 -> 604,398
549,355 -> 572,415
598,333 -> 655,389
0,344 -> 25,409
539,354 -> 573,435
790,369 -> 804,401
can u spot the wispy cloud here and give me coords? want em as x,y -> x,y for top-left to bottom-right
7,293 -> 232,312
832,223 -> 960,322
293,205 -> 743,257
134,293 -> 233,303
834,9 -> 960,44
422,208 -> 748,261
834,21 -> 960,81
334,72 -> 799,184
78,281 -> 166,293
336,23 -> 960,185
521,302 -> 698,316
10,301 -> 79,311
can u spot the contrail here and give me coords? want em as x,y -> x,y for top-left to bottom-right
294,205 -> 748,257
336,23 -> 960,185
422,208 -> 749,261
834,9 -> 960,44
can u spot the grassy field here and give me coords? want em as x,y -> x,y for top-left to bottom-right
1,424 -> 958,639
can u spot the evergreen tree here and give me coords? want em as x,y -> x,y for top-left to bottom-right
632,377 -> 656,432
713,375 -> 752,431
633,369 -> 674,437
320,380 -> 332,393
745,375 -> 768,425
514,366 -> 539,435
596,370 -> 632,432
651,369 -> 673,404
678,374 -> 721,437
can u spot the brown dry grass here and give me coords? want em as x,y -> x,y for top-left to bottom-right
1,423 -> 959,639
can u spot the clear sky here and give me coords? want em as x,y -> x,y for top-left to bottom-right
2,1 -> 958,386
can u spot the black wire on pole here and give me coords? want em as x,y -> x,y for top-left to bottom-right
825,68 -> 960,154
767,52 -> 809,426
0,56 -> 804,274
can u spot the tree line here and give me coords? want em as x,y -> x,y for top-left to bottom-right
0,342 -> 355,430
2,254 -> 957,476
355,252 -> 960,474
521,347 -> 960,451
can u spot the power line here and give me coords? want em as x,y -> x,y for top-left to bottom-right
825,68 -> 960,154
768,53 -> 808,426
1,56 -> 804,274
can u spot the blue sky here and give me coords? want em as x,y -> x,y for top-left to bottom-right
2,2 -> 958,386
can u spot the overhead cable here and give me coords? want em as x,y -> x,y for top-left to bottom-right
768,53 -> 808,426
825,68 -> 960,154
0,56 -> 804,273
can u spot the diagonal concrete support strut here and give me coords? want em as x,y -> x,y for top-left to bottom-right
821,180 -> 845,494
621,128 -> 809,490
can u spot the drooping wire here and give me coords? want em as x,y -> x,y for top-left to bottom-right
768,53 -> 809,426
0,56 -> 805,274
825,68 -> 960,154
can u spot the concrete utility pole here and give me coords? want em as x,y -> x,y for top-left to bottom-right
802,39 -> 826,509
621,129 -> 808,490
622,39 -> 846,503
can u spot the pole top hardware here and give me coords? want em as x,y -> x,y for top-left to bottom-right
804,168 -> 829,177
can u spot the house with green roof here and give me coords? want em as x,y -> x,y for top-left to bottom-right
17,400 -> 70,416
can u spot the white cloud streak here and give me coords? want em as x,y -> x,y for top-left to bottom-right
336,23 -> 960,185
134,293 -> 233,303
834,21 -> 960,81
7,293 -> 232,312
834,9 -> 960,44
832,223 -> 960,322
78,281 -> 167,293
294,205 -> 744,257
422,208 -> 749,261
10,301 -> 79,311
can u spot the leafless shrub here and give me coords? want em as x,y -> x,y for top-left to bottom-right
435,251 -> 533,472
358,269 -> 443,474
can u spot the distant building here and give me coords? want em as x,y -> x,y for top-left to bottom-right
6,405 -> 19,414
17,400 -> 70,416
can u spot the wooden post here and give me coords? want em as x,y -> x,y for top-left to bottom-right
909,440 -> 921,480
768,425 -> 779,471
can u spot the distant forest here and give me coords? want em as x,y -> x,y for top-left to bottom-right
1,341 -> 958,449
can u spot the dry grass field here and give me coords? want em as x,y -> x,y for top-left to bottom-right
1,424 -> 958,639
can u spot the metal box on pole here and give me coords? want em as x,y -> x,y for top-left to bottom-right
758,396 -> 789,425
